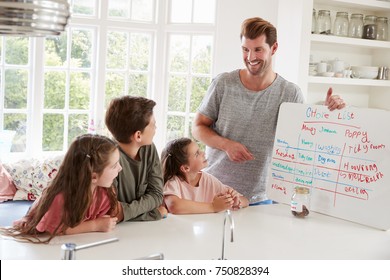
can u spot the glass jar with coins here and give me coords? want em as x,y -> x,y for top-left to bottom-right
291,187 -> 310,218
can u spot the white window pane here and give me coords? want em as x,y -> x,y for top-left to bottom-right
191,35 -> 213,74
70,72 -> 91,110
168,75 -> 187,111
70,29 -> 93,68
128,74 -> 148,97
131,0 -> 154,22
166,115 -> 185,142
107,31 -> 128,69
43,114 -> 64,151
105,72 -> 125,107
108,0 -> 130,18
4,69 -> 28,109
193,0 -> 215,23
3,114 -> 27,152
169,35 -> 190,72
44,71 -> 66,109
170,0 -> 192,23
130,33 -> 151,71
71,0 -> 96,17
0,37 -> 3,61
5,37 -> 29,65
45,33 -> 68,67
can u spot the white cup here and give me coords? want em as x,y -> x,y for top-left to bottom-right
316,62 -> 332,74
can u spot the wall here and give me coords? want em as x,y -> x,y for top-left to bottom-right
213,0 -> 279,76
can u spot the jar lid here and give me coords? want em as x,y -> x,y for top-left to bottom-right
336,12 -> 348,16
351,13 -> 363,18
318,10 -> 330,15
365,15 -> 378,20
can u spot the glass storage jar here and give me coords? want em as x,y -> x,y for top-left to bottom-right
363,15 -> 377,39
291,187 -> 310,218
376,17 -> 389,41
312,9 -> 316,34
348,13 -> 364,38
333,11 -> 349,36
316,10 -> 331,35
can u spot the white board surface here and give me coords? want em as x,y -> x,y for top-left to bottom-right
267,103 -> 390,230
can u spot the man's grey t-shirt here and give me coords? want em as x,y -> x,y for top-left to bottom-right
198,69 -> 304,203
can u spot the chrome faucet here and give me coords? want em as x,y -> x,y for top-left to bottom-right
135,253 -> 164,260
61,237 -> 119,260
61,237 -> 164,260
220,209 -> 234,260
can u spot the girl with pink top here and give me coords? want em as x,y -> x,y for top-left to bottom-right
2,134 -> 122,243
161,137 -> 249,214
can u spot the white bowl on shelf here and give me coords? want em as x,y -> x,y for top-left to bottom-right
320,72 -> 335,77
350,66 -> 379,79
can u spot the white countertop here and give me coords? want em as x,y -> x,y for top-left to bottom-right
1,204 -> 390,260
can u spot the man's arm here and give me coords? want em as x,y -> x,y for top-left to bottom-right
192,112 -> 254,162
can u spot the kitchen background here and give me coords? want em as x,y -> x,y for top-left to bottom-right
1,0 -> 389,160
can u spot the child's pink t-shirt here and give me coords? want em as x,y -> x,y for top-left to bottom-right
163,171 -> 231,202
36,187 -> 112,234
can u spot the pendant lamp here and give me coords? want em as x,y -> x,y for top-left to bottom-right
0,0 -> 70,36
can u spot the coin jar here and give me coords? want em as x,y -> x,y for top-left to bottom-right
363,15 -> 378,39
312,9 -> 317,34
333,12 -> 349,37
316,10 -> 331,35
348,13 -> 364,38
376,17 -> 389,41
291,187 -> 310,218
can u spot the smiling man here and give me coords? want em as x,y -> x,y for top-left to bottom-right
192,17 -> 346,205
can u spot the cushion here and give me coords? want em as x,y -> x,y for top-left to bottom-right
2,154 -> 64,201
0,163 -> 17,202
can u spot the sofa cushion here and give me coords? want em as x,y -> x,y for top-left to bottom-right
3,154 -> 64,201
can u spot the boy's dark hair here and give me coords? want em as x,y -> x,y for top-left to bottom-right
105,96 -> 156,143
161,137 -> 192,184
240,17 -> 277,47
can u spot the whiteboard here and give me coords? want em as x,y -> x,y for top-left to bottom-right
267,103 -> 390,230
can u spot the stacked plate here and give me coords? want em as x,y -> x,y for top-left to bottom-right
0,0 -> 70,36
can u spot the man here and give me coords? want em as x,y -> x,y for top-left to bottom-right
192,17 -> 345,205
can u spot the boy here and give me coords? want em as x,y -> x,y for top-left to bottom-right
105,96 -> 167,221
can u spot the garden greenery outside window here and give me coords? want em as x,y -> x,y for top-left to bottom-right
0,0 -> 216,161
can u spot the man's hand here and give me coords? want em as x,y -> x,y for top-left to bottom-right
223,139 -> 254,162
325,87 -> 346,111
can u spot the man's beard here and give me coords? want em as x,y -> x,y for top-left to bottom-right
245,59 -> 266,75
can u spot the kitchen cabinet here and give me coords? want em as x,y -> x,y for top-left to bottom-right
300,0 -> 390,110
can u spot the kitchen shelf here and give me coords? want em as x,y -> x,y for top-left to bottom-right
314,0 -> 390,11
311,34 -> 390,49
308,76 -> 390,86
304,0 -> 390,109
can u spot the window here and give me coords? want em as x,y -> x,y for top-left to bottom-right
0,0 -> 216,160
165,34 -> 213,142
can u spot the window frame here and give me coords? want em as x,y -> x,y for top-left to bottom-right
0,0 -> 217,160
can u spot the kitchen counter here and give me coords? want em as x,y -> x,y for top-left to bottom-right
1,203 -> 390,260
